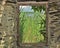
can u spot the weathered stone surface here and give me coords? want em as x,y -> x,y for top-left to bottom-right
0,0 -> 60,48
6,0 -> 17,3
48,1 -> 60,48
0,0 -> 17,48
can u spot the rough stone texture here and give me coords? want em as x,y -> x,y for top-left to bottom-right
49,0 -> 60,2
0,0 -> 17,3
6,0 -> 17,3
0,0 -> 60,48
48,1 -> 60,48
0,0 -> 17,48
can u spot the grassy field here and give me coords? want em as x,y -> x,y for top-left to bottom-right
19,6 -> 46,43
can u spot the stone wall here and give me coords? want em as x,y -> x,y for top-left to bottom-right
0,0 -> 60,48
0,0 -> 17,48
48,1 -> 60,48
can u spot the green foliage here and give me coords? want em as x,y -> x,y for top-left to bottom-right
32,6 -> 46,12
19,6 -> 46,43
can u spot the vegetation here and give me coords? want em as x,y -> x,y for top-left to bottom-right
19,6 -> 46,43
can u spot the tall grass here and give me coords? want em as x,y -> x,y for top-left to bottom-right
19,6 -> 46,43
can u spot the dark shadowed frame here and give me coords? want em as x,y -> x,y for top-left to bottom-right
17,1 -> 48,48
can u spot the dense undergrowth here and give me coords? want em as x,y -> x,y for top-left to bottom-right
19,6 -> 46,43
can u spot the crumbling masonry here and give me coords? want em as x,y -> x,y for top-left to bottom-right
0,0 -> 17,48
0,0 -> 60,48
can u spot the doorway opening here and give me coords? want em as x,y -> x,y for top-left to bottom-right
17,2 -> 48,47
